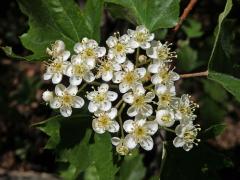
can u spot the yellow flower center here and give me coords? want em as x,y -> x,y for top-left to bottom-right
102,61 -> 113,72
183,130 -> 196,143
62,94 -> 73,106
133,96 -> 145,108
115,43 -> 125,53
74,64 -> 86,76
116,143 -> 129,156
51,62 -> 63,73
179,106 -> 191,115
161,114 -> 171,123
98,115 -> 111,128
159,93 -> 172,105
135,32 -> 147,43
94,93 -> 106,103
134,126 -> 146,138
159,70 -> 170,81
123,71 -> 136,85
83,48 -> 95,58
158,48 -> 169,60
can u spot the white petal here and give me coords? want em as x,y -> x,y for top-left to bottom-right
111,137 -> 120,146
113,63 -> 122,71
125,134 -> 137,149
123,120 -> 135,133
113,72 -> 124,83
86,58 -> 95,69
115,54 -> 126,64
52,73 -> 62,84
151,74 -> 161,84
43,72 -> 52,80
135,68 -> 146,78
60,106 -> 72,117
125,47 -> 134,54
74,42 -> 83,53
170,72 -> 180,81
140,104 -> 153,116
86,91 -> 97,101
123,60 -> 134,71
173,137 -> 185,147
102,71 -> 113,82
140,42 -> 151,49
133,83 -> 145,96
129,39 -> 139,49
139,136 -> 153,151
108,121 -> 120,133
62,51 -> 70,61
86,39 -> 98,48
106,36 -> 118,48
146,47 -> 158,59
50,98 -> 61,109
107,108 -> 118,119
71,54 -> 82,64
42,91 -> 53,102
65,65 -> 73,77
98,83 -> 109,93
145,121 -> 158,135
119,83 -> 130,93
155,84 -> 167,94
96,47 -> 106,57
55,84 -> 66,96
183,143 -> 193,151
145,92 -> 155,102
123,92 -> 134,104
148,63 -> 160,74
119,34 -> 130,44
107,91 -> 118,101
127,29 -> 135,37
135,119 -> 146,126
92,119 -> 105,134
100,101 -> 111,111
83,71 -> 95,82
72,96 -> 84,108
66,85 -> 78,96
148,33 -> 154,41
88,101 -> 98,112
70,76 -> 82,86
127,106 -> 138,117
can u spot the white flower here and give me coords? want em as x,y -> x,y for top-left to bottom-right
127,25 -> 154,49
74,37 -> 106,69
155,109 -> 175,127
172,94 -> 198,123
87,83 -> 118,113
106,34 -> 134,63
96,58 -> 122,82
111,137 -> 129,156
155,83 -> 176,108
123,119 -> 158,151
42,90 -> 54,102
148,61 -> 180,85
43,57 -> 70,84
146,41 -> 176,62
173,122 -> 200,151
123,86 -> 155,118
65,55 -> 95,85
92,108 -> 119,134
112,60 -> 146,93
46,40 -> 70,60
49,84 -> 84,117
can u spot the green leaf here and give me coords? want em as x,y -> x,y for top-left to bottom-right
105,0 -> 180,31
182,18 -> 203,38
202,123 -> 226,139
89,133 -> 118,180
7,0 -> 104,61
118,152 -> 146,180
206,0 -> 240,101
202,79 -> 228,103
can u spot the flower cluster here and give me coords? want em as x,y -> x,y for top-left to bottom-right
42,25 -> 201,154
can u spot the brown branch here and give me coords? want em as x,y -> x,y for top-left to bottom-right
180,70 -> 208,78
173,0 -> 198,32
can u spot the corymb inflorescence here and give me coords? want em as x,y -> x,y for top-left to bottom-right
42,25 -> 200,154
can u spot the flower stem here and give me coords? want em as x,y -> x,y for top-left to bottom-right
78,83 -> 88,93
135,48 -> 140,66
89,81 -> 119,89
161,127 -> 175,133
118,102 -> 126,138
160,141 -> 167,179
180,70 -> 208,78
115,99 -> 123,109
